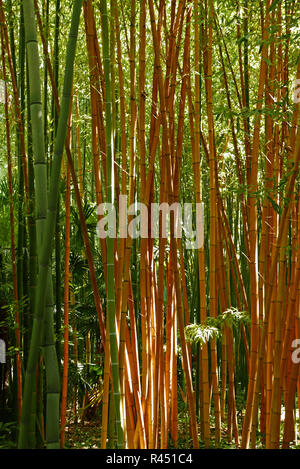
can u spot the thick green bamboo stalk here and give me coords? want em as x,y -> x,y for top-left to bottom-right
38,2 -> 61,444
100,0 -> 125,449
52,0 -> 62,370
19,0 -> 58,447
42,272 -> 60,449
18,0 -> 46,447
18,0 -> 82,448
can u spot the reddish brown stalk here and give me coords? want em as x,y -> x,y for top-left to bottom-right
241,1 -> 270,447
149,0 -> 199,448
0,2 -> 29,200
1,29 -> 22,421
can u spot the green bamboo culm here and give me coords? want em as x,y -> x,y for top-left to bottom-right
42,271 -> 60,448
18,0 -> 82,448
22,0 -> 60,448
18,0 -> 49,448
100,0 -> 125,449
37,0 -> 82,447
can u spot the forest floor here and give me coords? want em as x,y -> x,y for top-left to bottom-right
63,407 -> 300,449
64,411 -> 241,449
65,420 -> 101,449
1,405 -> 299,448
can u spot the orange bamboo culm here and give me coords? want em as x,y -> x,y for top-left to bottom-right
191,0 -> 211,447
0,2 -> 29,201
75,96 -> 84,199
204,0 -> 221,444
1,28 -> 22,421
148,0 -> 199,449
241,0 -> 270,448
83,0 -> 108,284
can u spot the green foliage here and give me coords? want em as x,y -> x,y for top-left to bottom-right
217,307 -> 250,329
185,322 -> 220,347
185,307 -> 250,347
0,421 -> 17,449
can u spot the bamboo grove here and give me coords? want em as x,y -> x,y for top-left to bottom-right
0,0 -> 299,450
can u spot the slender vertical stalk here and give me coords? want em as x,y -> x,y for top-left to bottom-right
100,0 -> 124,449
